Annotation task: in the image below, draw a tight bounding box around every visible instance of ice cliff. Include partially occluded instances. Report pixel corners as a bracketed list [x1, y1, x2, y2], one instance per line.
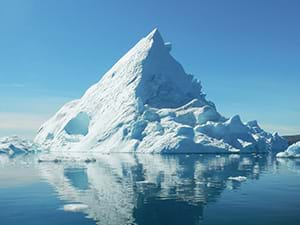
[35, 29, 287, 153]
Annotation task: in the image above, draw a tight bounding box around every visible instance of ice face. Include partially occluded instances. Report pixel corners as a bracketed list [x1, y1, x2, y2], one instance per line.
[34, 29, 288, 154]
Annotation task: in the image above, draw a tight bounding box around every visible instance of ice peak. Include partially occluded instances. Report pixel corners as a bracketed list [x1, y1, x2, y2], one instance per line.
[143, 28, 166, 51]
[146, 29, 171, 52]
[146, 28, 163, 41]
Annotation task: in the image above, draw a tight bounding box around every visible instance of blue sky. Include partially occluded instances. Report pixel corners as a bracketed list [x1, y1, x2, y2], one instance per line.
[0, 0, 299, 138]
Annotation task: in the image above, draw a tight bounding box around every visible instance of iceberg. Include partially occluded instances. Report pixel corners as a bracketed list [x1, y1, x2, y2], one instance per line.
[276, 141, 300, 158]
[0, 136, 41, 156]
[35, 29, 288, 154]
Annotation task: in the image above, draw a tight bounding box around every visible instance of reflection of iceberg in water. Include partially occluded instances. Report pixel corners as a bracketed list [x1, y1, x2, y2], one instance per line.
[39, 154, 270, 225]
[276, 158, 300, 173]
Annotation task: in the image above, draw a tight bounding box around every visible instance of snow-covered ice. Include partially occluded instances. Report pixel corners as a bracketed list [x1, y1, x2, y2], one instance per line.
[276, 141, 300, 158]
[34, 28, 288, 154]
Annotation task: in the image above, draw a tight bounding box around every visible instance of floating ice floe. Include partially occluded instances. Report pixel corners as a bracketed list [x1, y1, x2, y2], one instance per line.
[0, 136, 42, 156]
[228, 176, 247, 182]
[276, 142, 300, 158]
[63, 204, 89, 212]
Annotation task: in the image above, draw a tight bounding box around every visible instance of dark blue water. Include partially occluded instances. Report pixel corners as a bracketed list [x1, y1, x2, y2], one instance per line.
[0, 154, 300, 225]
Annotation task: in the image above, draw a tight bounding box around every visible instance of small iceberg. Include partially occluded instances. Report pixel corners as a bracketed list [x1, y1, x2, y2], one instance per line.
[228, 176, 247, 182]
[276, 142, 300, 158]
[63, 204, 88, 212]
[0, 136, 42, 156]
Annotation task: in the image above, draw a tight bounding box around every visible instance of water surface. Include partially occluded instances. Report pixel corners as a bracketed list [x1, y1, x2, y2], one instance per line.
[0, 154, 300, 225]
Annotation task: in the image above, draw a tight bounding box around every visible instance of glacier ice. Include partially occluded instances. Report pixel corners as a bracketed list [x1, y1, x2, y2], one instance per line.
[276, 141, 300, 158]
[34, 28, 288, 154]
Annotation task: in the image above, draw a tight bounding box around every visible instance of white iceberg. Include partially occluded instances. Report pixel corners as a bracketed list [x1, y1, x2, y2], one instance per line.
[0, 136, 41, 156]
[276, 141, 300, 158]
[34, 29, 287, 154]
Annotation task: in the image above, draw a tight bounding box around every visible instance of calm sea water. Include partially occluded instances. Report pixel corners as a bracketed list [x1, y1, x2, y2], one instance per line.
[0, 153, 300, 225]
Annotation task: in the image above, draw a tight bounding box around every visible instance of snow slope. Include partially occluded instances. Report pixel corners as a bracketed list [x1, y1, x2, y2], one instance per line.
[276, 141, 300, 158]
[35, 29, 287, 153]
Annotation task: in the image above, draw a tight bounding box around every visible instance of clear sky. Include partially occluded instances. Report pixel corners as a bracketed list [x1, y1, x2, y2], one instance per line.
[0, 0, 299, 138]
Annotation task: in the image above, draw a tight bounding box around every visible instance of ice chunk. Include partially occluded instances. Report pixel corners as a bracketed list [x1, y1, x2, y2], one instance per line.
[130, 120, 147, 140]
[174, 111, 196, 126]
[143, 122, 164, 136]
[0, 136, 42, 156]
[142, 110, 160, 122]
[228, 176, 247, 182]
[176, 126, 194, 138]
[63, 204, 88, 212]
[276, 141, 300, 158]
[196, 105, 220, 124]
